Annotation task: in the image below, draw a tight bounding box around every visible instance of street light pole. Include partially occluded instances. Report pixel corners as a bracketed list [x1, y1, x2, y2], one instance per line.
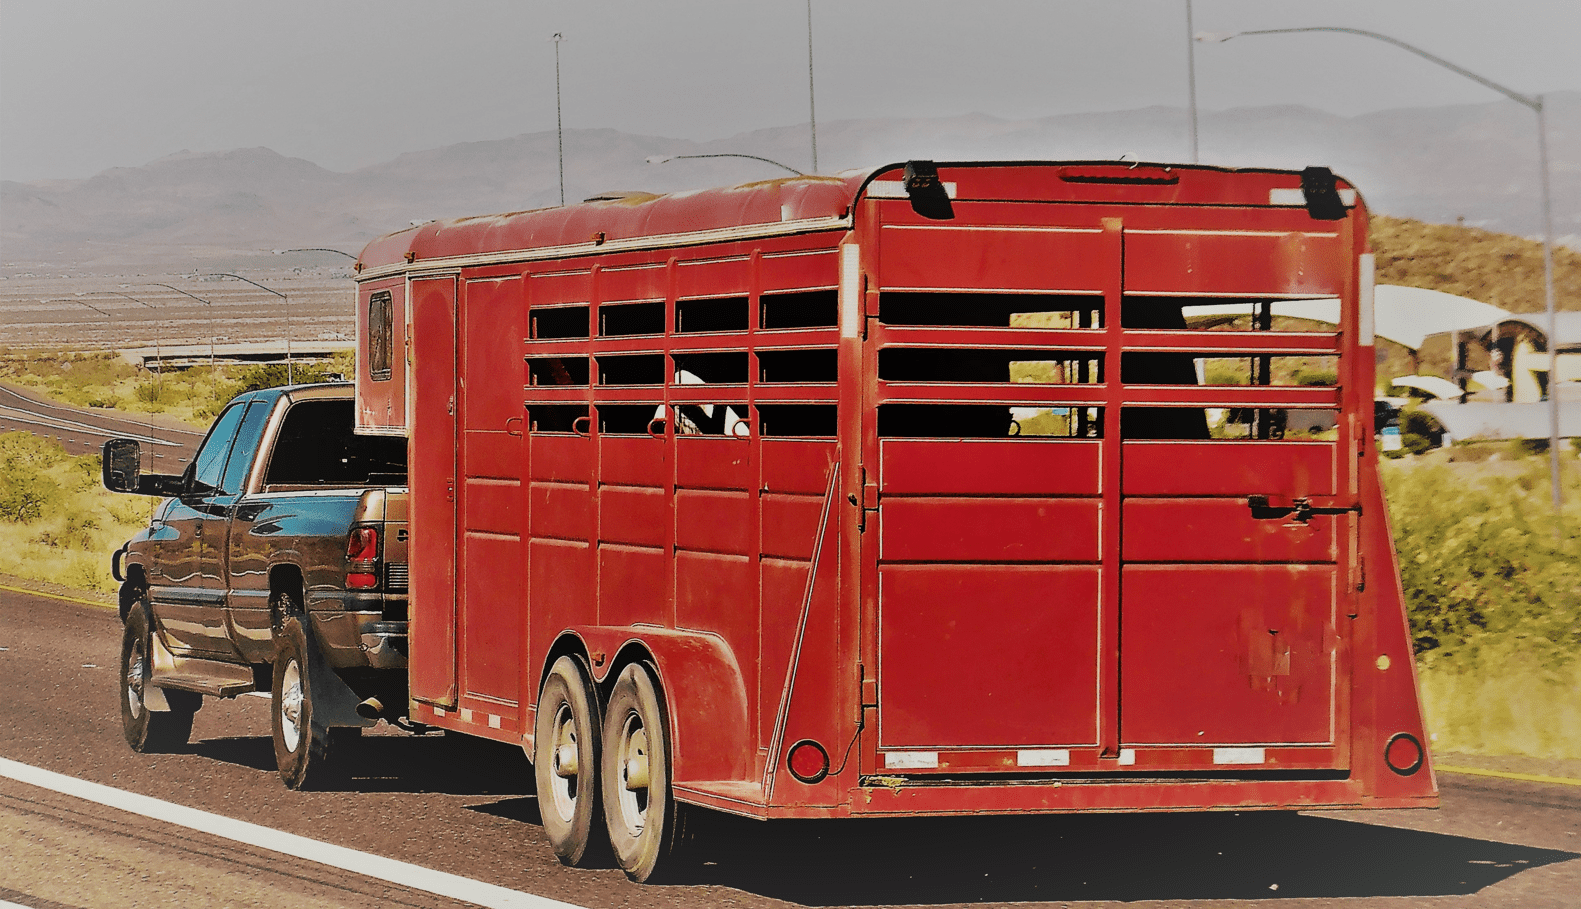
[88, 290, 164, 382]
[806, 0, 819, 173]
[552, 32, 567, 206]
[142, 283, 218, 370]
[205, 273, 292, 384]
[1197, 25, 1564, 515]
[1185, 0, 1199, 163]
[646, 153, 805, 176]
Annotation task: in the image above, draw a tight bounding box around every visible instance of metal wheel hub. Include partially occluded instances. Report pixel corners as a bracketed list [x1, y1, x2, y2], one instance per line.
[615, 715, 650, 837]
[279, 660, 304, 752]
[548, 704, 580, 821]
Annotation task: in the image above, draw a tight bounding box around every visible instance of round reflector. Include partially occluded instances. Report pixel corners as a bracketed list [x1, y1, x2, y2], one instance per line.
[1384, 732, 1424, 776]
[786, 739, 830, 784]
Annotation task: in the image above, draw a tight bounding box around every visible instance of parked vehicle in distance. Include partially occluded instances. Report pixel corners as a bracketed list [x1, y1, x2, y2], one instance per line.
[104, 382, 409, 788]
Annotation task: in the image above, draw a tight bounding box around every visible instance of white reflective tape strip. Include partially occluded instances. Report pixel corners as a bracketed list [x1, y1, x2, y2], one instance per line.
[0, 757, 585, 909]
[489, 714, 502, 729]
[1213, 747, 1266, 765]
[839, 244, 862, 340]
[883, 751, 939, 769]
[1016, 749, 1070, 767]
[460, 708, 474, 722]
[1358, 253, 1376, 346]
[866, 179, 958, 199]
[1269, 187, 1356, 206]
[1118, 748, 1137, 766]
[433, 706, 446, 717]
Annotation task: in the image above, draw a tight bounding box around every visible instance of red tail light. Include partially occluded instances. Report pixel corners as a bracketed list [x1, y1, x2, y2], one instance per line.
[346, 526, 379, 589]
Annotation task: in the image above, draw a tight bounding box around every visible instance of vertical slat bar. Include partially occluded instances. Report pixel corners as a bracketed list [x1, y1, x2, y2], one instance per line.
[1099, 217, 1125, 758]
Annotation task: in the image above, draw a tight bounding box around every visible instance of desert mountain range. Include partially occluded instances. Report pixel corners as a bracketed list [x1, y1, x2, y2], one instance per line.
[3, 94, 1576, 270]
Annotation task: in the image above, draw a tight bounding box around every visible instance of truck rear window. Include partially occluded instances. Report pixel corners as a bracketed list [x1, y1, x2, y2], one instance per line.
[263, 399, 408, 487]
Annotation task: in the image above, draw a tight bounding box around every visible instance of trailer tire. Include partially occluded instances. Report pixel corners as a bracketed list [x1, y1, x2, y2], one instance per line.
[271, 615, 336, 790]
[120, 603, 197, 752]
[602, 661, 689, 883]
[534, 656, 606, 866]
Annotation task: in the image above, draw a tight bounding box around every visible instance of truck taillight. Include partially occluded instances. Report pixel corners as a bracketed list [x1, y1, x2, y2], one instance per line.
[346, 526, 379, 589]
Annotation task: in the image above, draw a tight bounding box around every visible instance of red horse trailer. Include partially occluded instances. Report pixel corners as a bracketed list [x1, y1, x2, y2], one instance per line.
[353, 161, 1436, 880]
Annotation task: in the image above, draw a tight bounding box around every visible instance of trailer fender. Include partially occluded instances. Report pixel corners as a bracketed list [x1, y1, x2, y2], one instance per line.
[567, 626, 754, 785]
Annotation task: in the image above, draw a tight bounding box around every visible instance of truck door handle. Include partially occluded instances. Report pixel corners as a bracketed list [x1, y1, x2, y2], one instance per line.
[1248, 495, 1360, 524]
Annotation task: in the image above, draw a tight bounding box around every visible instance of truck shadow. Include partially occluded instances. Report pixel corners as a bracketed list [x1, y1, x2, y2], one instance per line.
[190, 732, 534, 797]
[662, 811, 1577, 904]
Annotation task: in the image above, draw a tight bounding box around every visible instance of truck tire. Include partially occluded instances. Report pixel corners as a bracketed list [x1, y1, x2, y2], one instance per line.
[271, 614, 337, 790]
[534, 656, 605, 866]
[119, 603, 198, 752]
[601, 662, 689, 882]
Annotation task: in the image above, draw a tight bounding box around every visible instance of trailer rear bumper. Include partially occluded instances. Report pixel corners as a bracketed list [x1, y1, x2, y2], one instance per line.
[678, 775, 1438, 820]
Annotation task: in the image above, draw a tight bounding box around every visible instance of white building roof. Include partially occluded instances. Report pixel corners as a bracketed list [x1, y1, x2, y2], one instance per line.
[1188, 285, 1511, 351]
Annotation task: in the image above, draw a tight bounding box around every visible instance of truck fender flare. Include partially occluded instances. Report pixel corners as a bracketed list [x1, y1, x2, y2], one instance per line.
[562, 626, 754, 786]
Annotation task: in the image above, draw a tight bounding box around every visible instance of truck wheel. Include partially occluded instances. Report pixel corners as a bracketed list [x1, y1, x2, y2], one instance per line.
[271, 615, 336, 790]
[119, 603, 197, 752]
[534, 656, 605, 866]
[601, 662, 688, 882]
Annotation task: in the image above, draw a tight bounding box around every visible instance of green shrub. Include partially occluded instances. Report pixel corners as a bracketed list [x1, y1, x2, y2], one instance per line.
[1382, 460, 1581, 669]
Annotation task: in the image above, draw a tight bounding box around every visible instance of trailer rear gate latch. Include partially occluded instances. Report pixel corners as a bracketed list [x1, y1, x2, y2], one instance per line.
[1247, 495, 1360, 524]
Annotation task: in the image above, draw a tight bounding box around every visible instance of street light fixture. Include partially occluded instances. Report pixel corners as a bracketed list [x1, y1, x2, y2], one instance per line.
[1196, 25, 1565, 515]
[646, 153, 805, 176]
[139, 283, 219, 370]
[82, 290, 165, 381]
[205, 273, 293, 384]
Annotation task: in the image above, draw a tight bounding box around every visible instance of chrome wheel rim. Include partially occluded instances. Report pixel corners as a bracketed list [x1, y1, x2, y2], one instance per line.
[615, 713, 650, 838]
[548, 703, 579, 821]
[279, 660, 303, 752]
[125, 637, 146, 720]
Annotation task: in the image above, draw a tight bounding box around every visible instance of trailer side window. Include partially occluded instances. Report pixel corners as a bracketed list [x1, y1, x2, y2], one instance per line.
[532, 304, 590, 339]
[761, 290, 838, 329]
[879, 348, 1102, 384]
[759, 349, 837, 383]
[367, 291, 393, 381]
[879, 292, 1104, 328]
[528, 357, 590, 386]
[600, 301, 665, 336]
[878, 404, 1102, 439]
[529, 405, 588, 433]
[673, 352, 748, 384]
[677, 296, 749, 333]
[758, 404, 837, 437]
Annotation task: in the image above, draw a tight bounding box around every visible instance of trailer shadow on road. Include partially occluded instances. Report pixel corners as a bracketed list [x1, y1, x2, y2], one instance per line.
[653, 810, 1578, 904]
[187, 729, 1576, 903]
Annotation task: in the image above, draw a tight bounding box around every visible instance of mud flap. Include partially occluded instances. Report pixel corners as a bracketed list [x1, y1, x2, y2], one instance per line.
[301, 617, 377, 729]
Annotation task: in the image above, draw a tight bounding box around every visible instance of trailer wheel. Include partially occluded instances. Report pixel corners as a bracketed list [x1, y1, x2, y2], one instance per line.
[534, 656, 605, 865]
[271, 615, 336, 790]
[119, 602, 197, 752]
[602, 662, 688, 882]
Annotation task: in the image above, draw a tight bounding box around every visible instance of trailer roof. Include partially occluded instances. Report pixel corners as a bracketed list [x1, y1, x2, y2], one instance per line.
[354, 162, 1361, 280]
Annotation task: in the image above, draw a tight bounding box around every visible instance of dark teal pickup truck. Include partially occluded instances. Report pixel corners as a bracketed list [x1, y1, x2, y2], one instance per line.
[103, 383, 409, 788]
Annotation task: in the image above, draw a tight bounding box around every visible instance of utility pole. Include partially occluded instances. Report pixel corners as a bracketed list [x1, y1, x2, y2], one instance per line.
[1185, 0, 1199, 163]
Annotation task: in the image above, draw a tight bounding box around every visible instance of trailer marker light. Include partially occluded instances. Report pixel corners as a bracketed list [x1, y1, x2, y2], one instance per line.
[1017, 749, 1070, 767]
[1385, 732, 1425, 776]
[787, 740, 830, 784]
[1212, 748, 1266, 765]
[884, 751, 939, 770]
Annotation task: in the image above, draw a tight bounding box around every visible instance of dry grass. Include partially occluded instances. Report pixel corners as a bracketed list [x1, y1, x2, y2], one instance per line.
[1419, 651, 1581, 761]
[1371, 214, 1581, 314]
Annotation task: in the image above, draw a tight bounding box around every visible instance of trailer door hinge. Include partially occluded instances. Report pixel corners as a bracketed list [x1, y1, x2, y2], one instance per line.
[860, 663, 878, 707]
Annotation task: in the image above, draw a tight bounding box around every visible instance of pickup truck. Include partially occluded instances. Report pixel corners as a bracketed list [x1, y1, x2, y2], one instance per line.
[103, 382, 409, 789]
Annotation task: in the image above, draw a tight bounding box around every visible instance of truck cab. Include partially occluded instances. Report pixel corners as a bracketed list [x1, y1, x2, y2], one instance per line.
[105, 382, 409, 787]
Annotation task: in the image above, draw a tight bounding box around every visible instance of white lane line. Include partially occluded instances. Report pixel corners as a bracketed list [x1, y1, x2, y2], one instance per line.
[0, 757, 585, 909]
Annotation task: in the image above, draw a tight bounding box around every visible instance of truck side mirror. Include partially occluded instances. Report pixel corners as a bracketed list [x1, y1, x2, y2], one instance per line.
[103, 439, 142, 493]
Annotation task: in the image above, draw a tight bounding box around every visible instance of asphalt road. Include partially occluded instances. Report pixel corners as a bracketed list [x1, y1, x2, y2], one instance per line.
[0, 382, 203, 464]
[1, 586, 1577, 909]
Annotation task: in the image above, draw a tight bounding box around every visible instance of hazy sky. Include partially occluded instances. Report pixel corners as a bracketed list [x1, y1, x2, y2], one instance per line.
[2, 0, 1578, 183]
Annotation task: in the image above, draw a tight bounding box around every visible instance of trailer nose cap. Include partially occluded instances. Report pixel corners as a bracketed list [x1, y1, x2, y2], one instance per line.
[787, 739, 831, 784]
[1385, 732, 1425, 776]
